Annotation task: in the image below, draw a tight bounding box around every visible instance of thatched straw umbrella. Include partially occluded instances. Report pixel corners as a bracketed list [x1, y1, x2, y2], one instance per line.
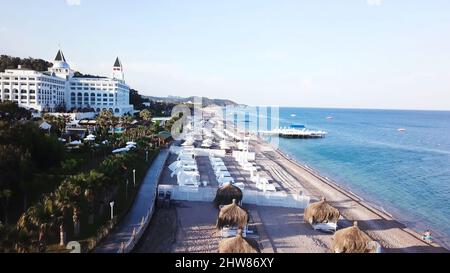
[213, 183, 243, 208]
[304, 197, 340, 225]
[218, 229, 260, 253]
[331, 221, 378, 253]
[216, 199, 248, 230]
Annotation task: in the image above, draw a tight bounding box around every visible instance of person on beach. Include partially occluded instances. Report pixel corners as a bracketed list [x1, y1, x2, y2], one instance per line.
[422, 230, 432, 243]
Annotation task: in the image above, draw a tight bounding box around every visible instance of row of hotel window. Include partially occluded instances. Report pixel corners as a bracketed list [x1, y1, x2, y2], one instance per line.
[71, 87, 117, 91]
[1, 95, 59, 99]
[70, 82, 117, 87]
[71, 92, 115, 97]
[71, 98, 116, 102]
[70, 82, 128, 89]
[1, 82, 64, 88]
[0, 77, 65, 85]
[1, 89, 64, 95]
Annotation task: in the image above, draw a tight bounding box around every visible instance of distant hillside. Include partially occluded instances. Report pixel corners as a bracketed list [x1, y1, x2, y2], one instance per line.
[0, 55, 94, 77]
[143, 95, 242, 107]
[0, 55, 52, 72]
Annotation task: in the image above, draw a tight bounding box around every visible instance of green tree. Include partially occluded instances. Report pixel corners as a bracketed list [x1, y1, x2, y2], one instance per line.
[0, 101, 31, 121]
[96, 109, 119, 137]
[54, 181, 81, 242]
[120, 114, 133, 128]
[129, 89, 146, 110]
[139, 109, 152, 122]
[0, 189, 12, 225]
[16, 197, 57, 252]
[42, 114, 70, 135]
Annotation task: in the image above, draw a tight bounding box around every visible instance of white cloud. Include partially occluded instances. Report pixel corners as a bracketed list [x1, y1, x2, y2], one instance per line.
[367, 0, 383, 6]
[66, 0, 81, 6]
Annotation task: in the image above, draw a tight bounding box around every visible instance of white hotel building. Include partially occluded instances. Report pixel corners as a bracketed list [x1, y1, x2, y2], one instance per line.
[0, 50, 134, 116]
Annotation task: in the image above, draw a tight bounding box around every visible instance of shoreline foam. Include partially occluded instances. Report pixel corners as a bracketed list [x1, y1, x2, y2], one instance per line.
[204, 106, 449, 252]
[270, 141, 450, 250]
[253, 135, 448, 252]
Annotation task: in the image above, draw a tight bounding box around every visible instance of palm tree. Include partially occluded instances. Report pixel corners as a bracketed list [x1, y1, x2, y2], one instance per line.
[42, 114, 68, 135]
[19, 151, 34, 211]
[96, 109, 119, 137]
[54, 181, 81, 243]
[120, 114, 133, 128]
[16, 200, 55, 250]
[0, 189, 12, 225]
[84, 188, 95, 225]
[139, 109, 152, 122]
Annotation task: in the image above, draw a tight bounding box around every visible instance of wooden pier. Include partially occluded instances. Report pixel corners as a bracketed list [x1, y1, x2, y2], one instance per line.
[258, 128, 327, 139]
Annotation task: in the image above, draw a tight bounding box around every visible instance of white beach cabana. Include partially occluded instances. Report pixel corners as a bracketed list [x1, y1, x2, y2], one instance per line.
[68, 140, 82, 146]
[84, 134, 96, 141]
[39, 121, 52, 131]
[218, 176, 235, 186]
[112, 147, 130, 154]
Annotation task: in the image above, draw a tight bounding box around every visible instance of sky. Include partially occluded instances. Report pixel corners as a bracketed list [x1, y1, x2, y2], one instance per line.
[1, 0, 450, 110]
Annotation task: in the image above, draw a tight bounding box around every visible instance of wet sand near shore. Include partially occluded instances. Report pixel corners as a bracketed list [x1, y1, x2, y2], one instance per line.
[252, 137, 448, 253]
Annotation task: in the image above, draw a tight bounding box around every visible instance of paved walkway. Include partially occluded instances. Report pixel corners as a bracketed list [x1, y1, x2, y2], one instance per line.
[94, 149, 169, 253]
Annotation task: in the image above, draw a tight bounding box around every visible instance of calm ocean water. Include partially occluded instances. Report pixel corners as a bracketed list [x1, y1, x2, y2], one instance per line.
[227, 107, 450, 248]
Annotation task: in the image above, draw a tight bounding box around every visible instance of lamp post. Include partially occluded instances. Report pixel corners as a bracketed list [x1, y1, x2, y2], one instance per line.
[133, 169, 136, 187]
[145, 150, 149, 162]
[125, 179, 129, 200]
[109, 201, 115, 220]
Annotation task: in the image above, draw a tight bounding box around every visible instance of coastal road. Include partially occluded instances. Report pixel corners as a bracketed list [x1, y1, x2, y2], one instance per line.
[94, 149, 169, 253]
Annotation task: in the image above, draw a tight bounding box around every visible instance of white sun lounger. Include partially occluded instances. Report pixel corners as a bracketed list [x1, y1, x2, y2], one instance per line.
[216, 171, 232, 179]
[168, 160, 196, 171]
[211, 159, 224, 164]
[256, 179, 277, 192]
[171, 169, 199, 178]
[221, 226, 248, 238]
[312, 222, 338, 232]
[233, 182, 245, 191]
[212, 164, 226, 170]
[178, 154, 195, 160]
[218, 177, 234, 185]
[214, 165, 228, 172]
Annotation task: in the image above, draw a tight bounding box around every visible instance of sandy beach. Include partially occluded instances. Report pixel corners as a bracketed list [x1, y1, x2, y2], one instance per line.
[251, 136, 448, 253]
[136, 201, 335, 253]
[136, 113, 448, 253]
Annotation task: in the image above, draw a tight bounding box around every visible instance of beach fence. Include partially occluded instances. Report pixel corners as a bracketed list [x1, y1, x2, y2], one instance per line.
[157, 185, 310, 209]
[117, 212, 152, 253]
[116, 149, 170, 253]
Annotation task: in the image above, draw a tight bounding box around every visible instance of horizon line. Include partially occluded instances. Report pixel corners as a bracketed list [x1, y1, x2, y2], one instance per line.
[237, 104, 450, 112]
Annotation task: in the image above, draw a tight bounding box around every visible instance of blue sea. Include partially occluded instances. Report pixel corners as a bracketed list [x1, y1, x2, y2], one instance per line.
[227, 107, 450, 248]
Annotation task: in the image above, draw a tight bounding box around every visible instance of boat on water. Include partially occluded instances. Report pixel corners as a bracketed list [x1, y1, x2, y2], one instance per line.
[326, 116, 333, 120]
[259, 124, 327, 138]
[290, 114, 297, 117]
[397, 128, 406, 132]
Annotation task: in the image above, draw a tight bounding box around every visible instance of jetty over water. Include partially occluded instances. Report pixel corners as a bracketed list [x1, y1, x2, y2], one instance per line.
[258, 127, 327, 139]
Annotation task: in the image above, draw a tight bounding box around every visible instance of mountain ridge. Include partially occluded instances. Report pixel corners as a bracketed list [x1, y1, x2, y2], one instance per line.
[143, 95, 242, 107]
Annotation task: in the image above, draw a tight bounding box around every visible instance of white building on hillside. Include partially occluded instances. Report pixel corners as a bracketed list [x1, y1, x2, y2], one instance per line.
[0, 50, 134, 116]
